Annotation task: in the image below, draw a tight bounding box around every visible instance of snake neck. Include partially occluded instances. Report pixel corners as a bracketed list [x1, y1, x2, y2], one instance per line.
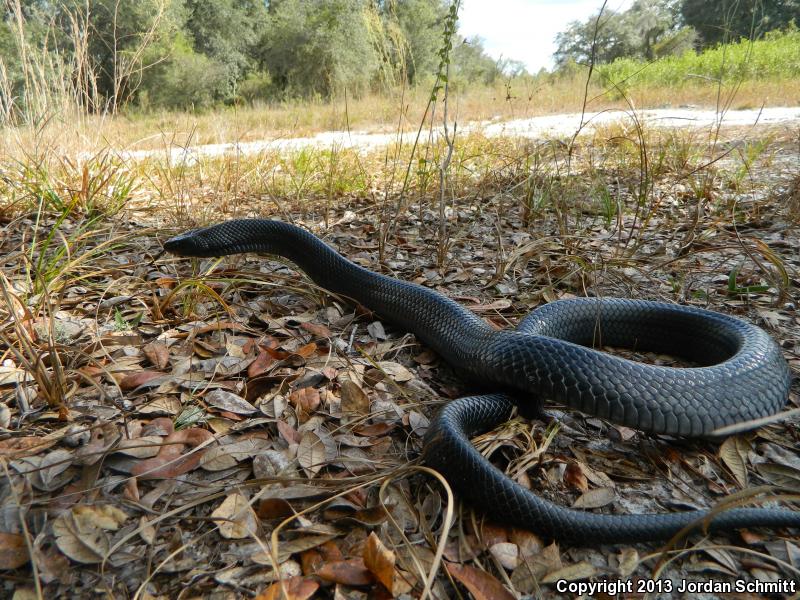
[174, 219, 494, 359]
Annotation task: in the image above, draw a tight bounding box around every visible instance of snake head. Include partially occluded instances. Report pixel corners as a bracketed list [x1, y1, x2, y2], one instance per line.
[163, 227, 218, 257]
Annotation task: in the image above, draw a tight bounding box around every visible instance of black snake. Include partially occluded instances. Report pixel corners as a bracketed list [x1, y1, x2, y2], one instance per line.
[164, 218, 798, 544]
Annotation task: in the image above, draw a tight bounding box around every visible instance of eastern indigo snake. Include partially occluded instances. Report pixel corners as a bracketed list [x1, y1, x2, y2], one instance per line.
[164, 219, 798, 544]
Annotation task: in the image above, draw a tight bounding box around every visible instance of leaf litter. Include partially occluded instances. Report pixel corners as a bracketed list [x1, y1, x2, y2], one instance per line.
[0, 130, 799, 598]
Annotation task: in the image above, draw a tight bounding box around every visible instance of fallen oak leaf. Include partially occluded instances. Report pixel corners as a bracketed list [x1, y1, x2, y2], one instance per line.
[340, 379, 370, 417]
[256, 498, 295, 520]
[294, 342, 318, 358]
[541, 560, 597, 584]
[300, 548, 323, 575]
[363, 532, 395, 592]
[33, 448, 75, 491]
[563, 462, 588, 492]
[316, 558, 374, 586]
[300, 321, 332, 338]
[73, 505, 128, 530]
[248, 349, 276, 377]
[445, 562, 515, 600]
[0, 533, 29, 570]
[376, 361, 413, 382]
[141, 417, 174, 436]
[205, 389, 257, 415]
[53, 504, 128, 564]
[265, 342, 318, 363]
[211, 492, 259, 539]
[0, 436, 58, 459]
[490, 542, 519, 570]
[572, 487, 615, 509]
[189, 321, 249, 336]
[277, 420, 301, 445]
[289, 387, 320, 421]
[256, 576, 319, 600]
[118, 370, 165, 391]
[297, 431, 326, 478]
[720, 435, 750, 488]
[251, 533, 341, 565]
[142, 341, 170, 369]
[131, 428, 214, 479]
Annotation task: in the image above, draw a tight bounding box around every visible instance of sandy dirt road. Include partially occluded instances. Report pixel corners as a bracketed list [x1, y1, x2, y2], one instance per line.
[118, 106, 800, 164]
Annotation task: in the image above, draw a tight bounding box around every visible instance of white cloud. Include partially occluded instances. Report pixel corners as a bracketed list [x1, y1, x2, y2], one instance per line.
[459, 0, 634, 72]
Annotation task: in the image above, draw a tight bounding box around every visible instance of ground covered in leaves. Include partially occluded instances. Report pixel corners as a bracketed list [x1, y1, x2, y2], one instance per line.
[1, 127, 800, 599]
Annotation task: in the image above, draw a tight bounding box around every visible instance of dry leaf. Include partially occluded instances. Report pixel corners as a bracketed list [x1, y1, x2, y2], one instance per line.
[367, 321, 386, 340]
[300, 321, 332, 338]
[298, 431, 326, 478]
[251, 533, 340, 565]
[114, 435, 163, 459]
[206, 389, 257, 415]
[248, 349, 276, 377]
[563, 462, 589, 492]
[446, 563, 515, 600]
[257, 498, 295, 520]
[131, 427, 214, 479]
[755, 463, 800, 491]
[0, 436, 57, 459]
[201, 437, 269, 471]
[143, 341, 170, 369]
[720, 435, 750, 488]
[295, 342, 318, 358]
[490, 542, 519, 570]
[289, 387, 321, 419]
[139, 516, 156, 545]
[211, 492, 259, 539]
[35, 448, 75, 491]
[73, 505, 128, 530]
[542, 561, 597, 584]
[572, 487, 615, 509]
[53, 508, 113, 563]
[257, 576, 319, 600]
[119, 370, 164, 391]
[617, 548, 639, 577]
[340, 379, 370, 416]
[316, 558, 374, 586]
[0, 533, 29, 570]
[277, 420, 301, 445]
[509, 529, 543, 558]
[363, 532, 395, 591]
[377, 361, 413, 382]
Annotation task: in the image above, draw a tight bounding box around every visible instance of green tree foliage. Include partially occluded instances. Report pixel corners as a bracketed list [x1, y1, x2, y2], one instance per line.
[79, 0, 187, 110]
[138, 33, 230, 109]
[139, 0, 269, 108]
[0, 0, 503, 112]
[182, 0, 268, 93]
[681, 0, 800, 47]
[451, 36, 503, 86]
[387, 0, 449, 83]
[554, 0, 684, 67]
[259, 0, 379, 98]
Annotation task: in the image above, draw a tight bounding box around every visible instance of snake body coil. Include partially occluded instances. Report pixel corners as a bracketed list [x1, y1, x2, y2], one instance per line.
[165, 219, 798, 544]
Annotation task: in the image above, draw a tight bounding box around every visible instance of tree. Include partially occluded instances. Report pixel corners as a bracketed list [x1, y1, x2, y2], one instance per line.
[554, 9, 638, 67]
[66, 0, 185, 110]
[387, 0, 449, 83]
[554, 0, 682, 67]
[259, 0, 379, 98]
[182, 0, 268, 98]
[681, 0, 800, 47]
[627, 0, 681, 59]
[451, 36, 503, 85]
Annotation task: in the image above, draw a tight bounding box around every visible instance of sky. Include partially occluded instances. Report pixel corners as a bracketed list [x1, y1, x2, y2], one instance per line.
[459, 0, 634, 72]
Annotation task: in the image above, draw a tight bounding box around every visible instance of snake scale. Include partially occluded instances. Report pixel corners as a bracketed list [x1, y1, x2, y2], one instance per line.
[164, 218, 799, 544]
